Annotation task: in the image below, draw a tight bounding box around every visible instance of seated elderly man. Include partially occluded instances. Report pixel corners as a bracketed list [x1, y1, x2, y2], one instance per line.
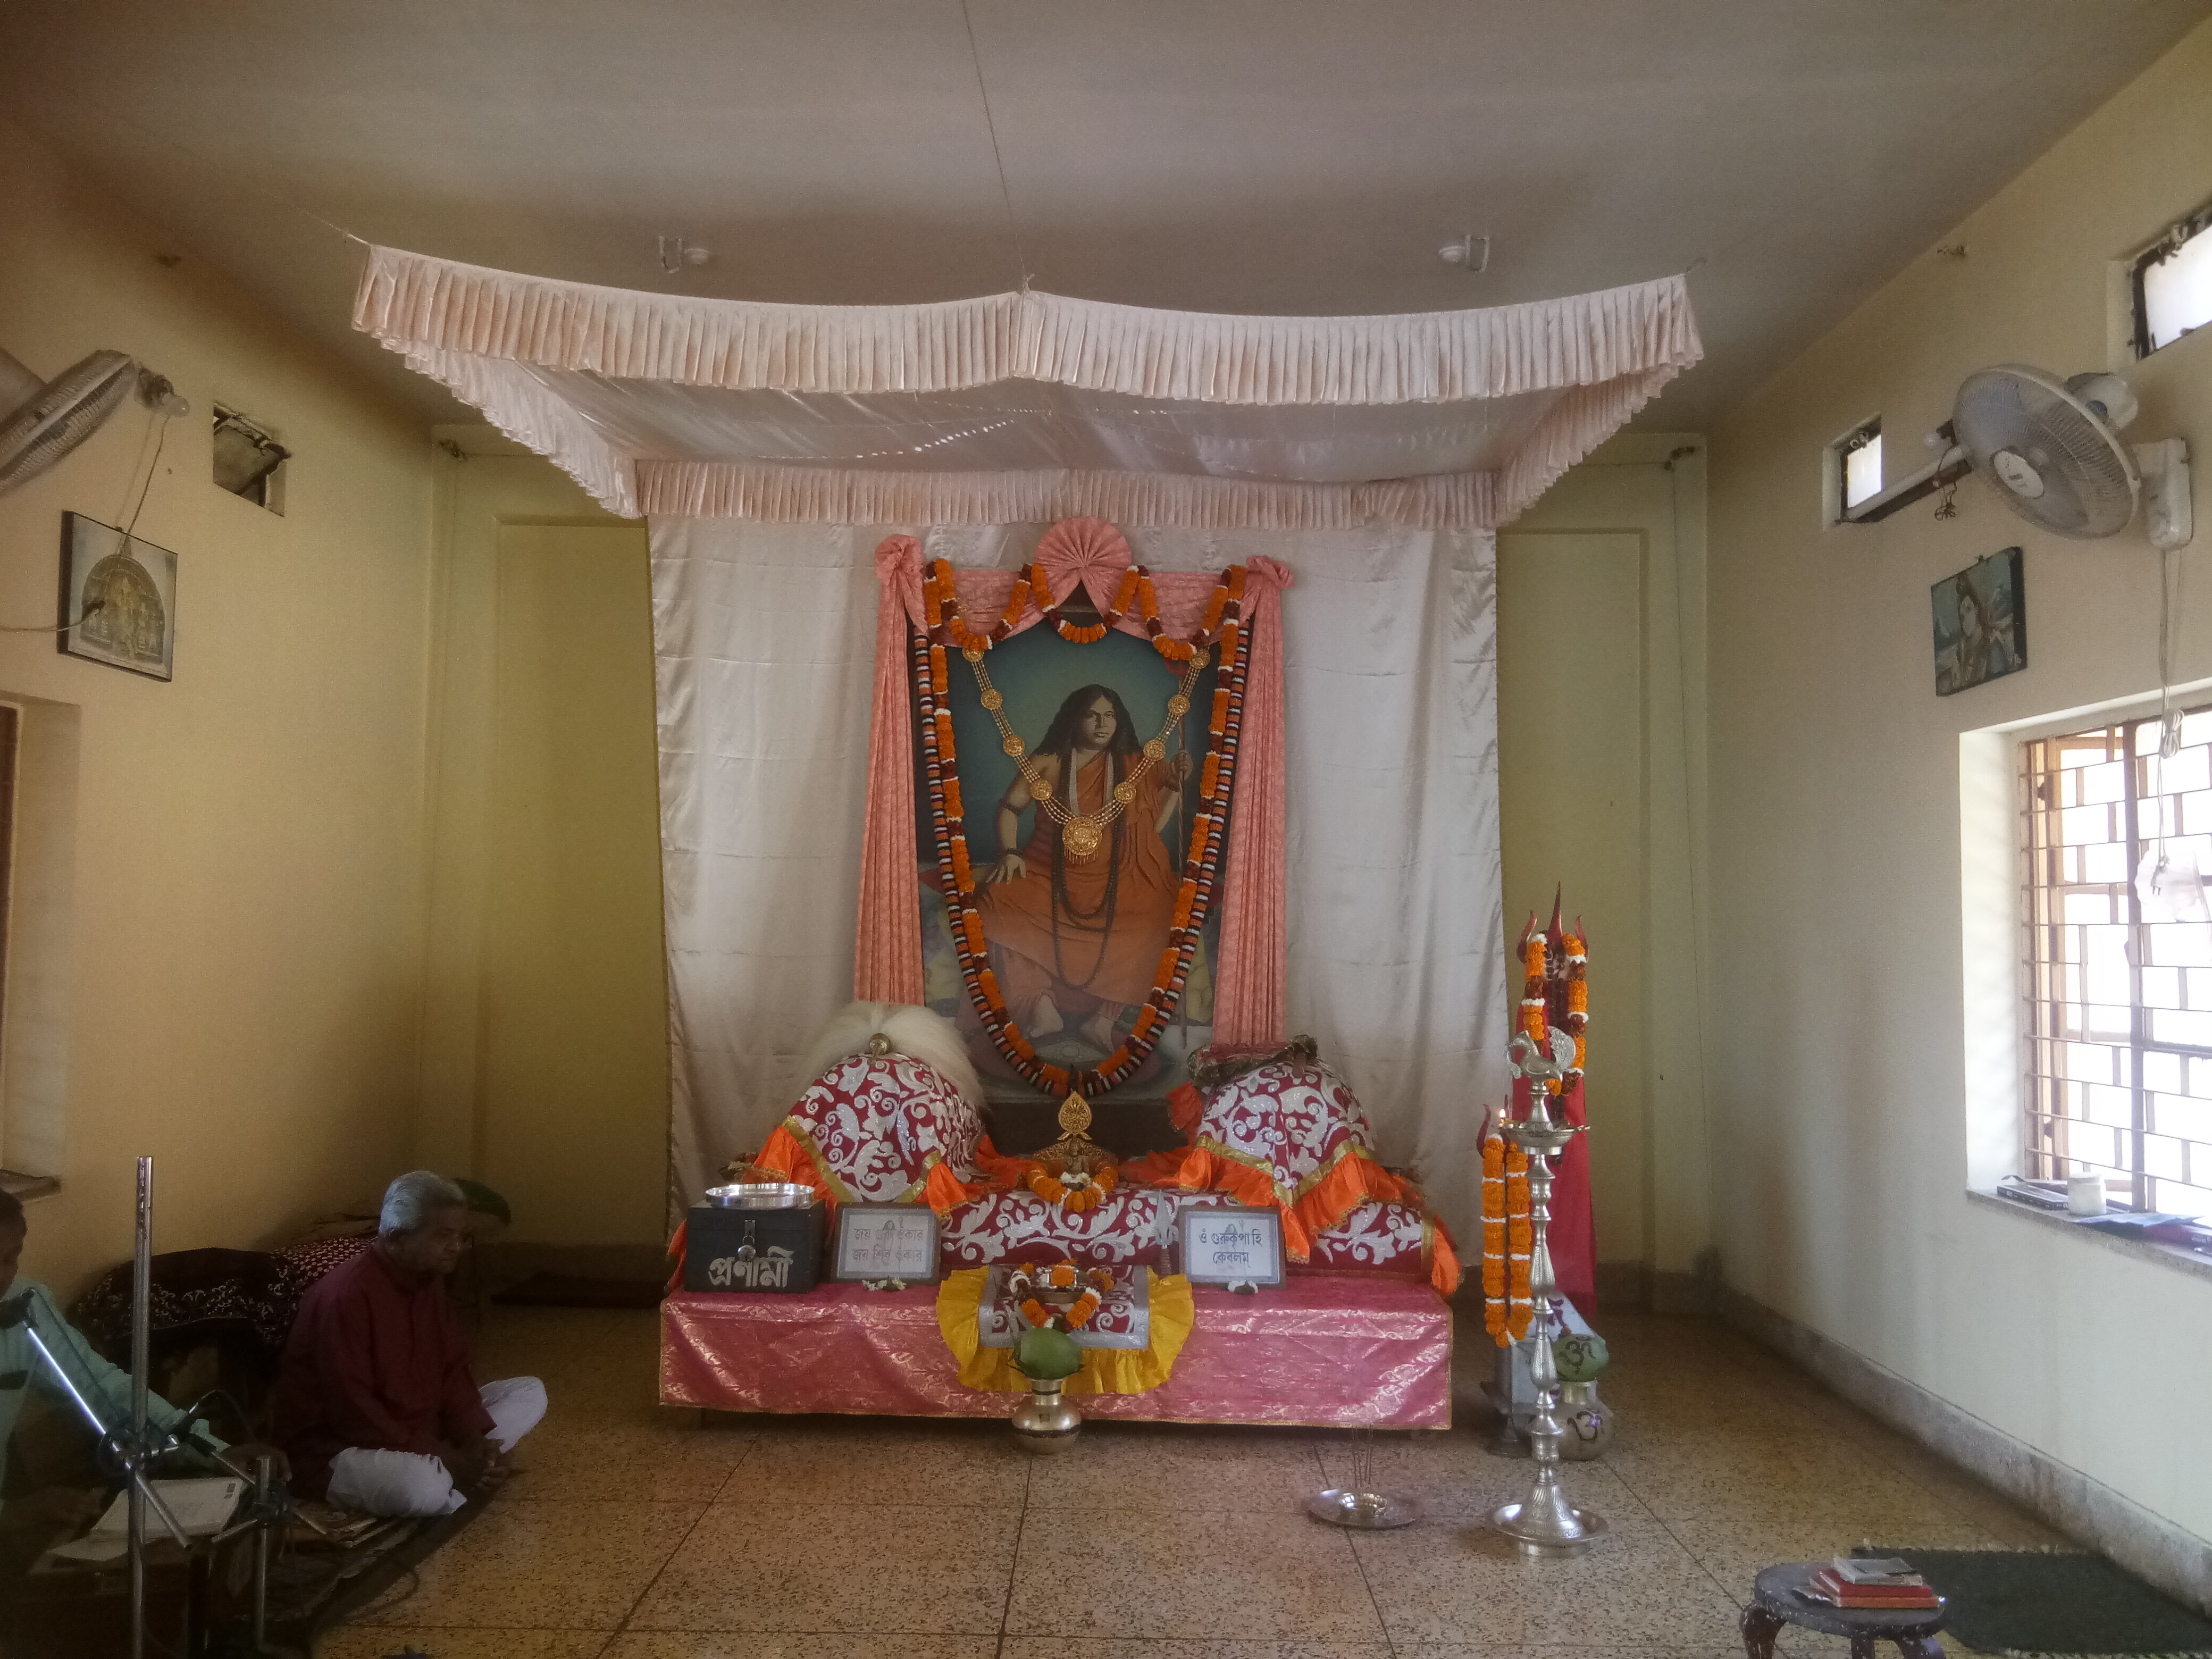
[272, 1172, 544, 1516]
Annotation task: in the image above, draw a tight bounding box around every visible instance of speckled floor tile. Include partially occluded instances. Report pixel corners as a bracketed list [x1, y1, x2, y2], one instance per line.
[1656, 1511, 2004, 1605]
[1314, 1429, 1643, 1523]
[1389, 1647, 1750, 1658]
[730, 1419, 1030, 1506]
[314, 1629, 612, 1658]
[626, 1501, 1019, 1632]
[999, 1643, 1396, 1658]
[602, 1636, 1000, 1658]
[1344, 1518, 1744, 1647]
[1007, 1506, 1386, 1641]
[1023, 1422, 1328, 1513]
[347, 1499, 705, 1629]
[504, 1418, 755, 1502]
[1607, 1443, 1945, 1520]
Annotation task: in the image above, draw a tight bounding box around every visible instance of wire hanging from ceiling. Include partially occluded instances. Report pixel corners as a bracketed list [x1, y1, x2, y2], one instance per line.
[958, 0, 1033, 294]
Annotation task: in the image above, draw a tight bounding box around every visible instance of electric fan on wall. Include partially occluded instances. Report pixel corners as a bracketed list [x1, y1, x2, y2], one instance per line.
[0, 346, 186, 496]
[1951, 364, 2192, 549]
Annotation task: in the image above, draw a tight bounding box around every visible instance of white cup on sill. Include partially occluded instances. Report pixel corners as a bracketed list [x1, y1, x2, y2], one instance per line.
[2067, 1171, 2108, 1217]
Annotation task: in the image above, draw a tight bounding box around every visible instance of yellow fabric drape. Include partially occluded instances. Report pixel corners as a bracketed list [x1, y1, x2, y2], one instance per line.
[935, 1268, 1194, 1396]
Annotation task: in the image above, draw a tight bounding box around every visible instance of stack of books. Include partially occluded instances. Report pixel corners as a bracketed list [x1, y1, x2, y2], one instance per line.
[1798, 1557, 1941, 1612]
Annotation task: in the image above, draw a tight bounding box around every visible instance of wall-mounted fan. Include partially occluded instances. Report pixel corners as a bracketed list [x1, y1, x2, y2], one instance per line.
[0, 346, 187, 497]
[1952, 364, 2192, 549]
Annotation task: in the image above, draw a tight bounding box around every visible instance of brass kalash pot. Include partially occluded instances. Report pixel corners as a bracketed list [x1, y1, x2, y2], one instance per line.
[1008, 1092, 1116, 1454]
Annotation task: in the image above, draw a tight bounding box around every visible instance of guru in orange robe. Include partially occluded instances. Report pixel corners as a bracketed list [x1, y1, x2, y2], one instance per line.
[978, 747, 1180, 1025]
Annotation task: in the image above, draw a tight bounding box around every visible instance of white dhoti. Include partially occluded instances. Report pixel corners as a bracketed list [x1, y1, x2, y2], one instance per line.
[324, 1376, 547, 1517]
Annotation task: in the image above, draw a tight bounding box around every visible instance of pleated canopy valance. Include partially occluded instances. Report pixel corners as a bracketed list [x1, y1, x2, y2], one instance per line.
[354, 245, 1701, 527]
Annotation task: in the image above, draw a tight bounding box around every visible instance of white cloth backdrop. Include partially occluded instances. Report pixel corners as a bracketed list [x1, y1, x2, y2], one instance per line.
[653, 519, 1508, 1244]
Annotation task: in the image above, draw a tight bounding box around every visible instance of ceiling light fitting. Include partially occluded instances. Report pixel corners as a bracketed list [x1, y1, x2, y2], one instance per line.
[1438, 233, 1490, 274]
[657, 236, 714, 274]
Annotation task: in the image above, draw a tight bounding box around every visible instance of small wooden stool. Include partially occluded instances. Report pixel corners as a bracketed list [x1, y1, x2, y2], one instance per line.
[1741, 1563, 1945, 1659]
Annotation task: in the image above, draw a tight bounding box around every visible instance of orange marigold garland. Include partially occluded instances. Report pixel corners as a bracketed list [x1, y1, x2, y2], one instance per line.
[913, 562, 1254, 1095]
[920, 555, 1245, 667]
[1026, 1159, 1120, 1213]
[1008, 1261, 1116, 1331]
[1480, 1124, 1535, 1347]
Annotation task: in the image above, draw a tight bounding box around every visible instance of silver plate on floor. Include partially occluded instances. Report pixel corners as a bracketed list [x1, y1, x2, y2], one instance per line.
[1307, 1488, 1419, 1529]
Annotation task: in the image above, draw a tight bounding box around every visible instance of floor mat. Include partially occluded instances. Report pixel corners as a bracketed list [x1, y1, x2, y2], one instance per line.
[491, 1272, 665, 1309]
[1862, 1548, 2212, 1657]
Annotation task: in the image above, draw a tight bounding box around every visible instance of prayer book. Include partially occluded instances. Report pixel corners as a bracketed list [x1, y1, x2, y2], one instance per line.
[1805, 1563, 1940, 1610]
[48, 1477, 246, 1563]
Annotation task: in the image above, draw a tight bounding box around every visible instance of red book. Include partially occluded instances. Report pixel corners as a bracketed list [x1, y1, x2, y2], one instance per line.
[1809, 1569, 1939, 1608]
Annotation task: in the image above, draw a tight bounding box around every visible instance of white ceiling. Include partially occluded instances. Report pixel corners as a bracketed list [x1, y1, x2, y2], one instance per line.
[3, 1, 2205, 432]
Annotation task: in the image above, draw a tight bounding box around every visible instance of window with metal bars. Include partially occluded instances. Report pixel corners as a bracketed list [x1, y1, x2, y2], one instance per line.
[2022, 709, 2212, 1217]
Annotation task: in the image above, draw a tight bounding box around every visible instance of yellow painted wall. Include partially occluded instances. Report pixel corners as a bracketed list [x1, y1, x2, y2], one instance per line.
[0, 117, 438, 1294]
[1501, 433, 1712, 1281]
[415, 443, 664, 1246]
[1707, 19, 2212, 1549]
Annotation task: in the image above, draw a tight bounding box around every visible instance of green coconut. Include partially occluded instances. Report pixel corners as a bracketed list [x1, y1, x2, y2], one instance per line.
[1015, 1325, 1082, 1381]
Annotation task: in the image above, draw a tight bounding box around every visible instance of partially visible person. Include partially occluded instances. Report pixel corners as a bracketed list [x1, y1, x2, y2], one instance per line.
[0, 1190, 281, 1574]
[271, 1172, 543, 1516]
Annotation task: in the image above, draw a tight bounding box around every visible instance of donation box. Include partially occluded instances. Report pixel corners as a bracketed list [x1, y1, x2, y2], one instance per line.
[685, 1204, 824, 1294]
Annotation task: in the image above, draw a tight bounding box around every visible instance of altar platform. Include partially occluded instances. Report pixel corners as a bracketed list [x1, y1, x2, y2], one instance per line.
[659, 1273, 1452, 1428]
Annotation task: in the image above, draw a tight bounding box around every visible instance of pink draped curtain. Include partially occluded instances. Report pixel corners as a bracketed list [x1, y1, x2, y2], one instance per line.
[853, 517, 1289, 1052]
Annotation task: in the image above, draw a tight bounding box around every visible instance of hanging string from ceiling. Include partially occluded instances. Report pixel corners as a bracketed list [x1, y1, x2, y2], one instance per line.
[958, 0, 1034, 294]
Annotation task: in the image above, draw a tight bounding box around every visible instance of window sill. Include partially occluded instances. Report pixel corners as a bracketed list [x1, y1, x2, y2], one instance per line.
[1967, 1187, 2212, 1286]
[0, 1171, 59, 1203]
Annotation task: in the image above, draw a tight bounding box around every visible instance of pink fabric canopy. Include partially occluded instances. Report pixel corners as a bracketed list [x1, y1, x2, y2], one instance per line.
[354, 246, 1701, 529]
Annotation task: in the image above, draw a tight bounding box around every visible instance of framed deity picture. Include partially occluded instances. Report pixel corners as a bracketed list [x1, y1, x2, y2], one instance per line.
[58, 513, 177, 681]
[831, 1203, 942, 1284]
[1932, 547, 2025, 697]
[1179, 1204, 1284, 1287]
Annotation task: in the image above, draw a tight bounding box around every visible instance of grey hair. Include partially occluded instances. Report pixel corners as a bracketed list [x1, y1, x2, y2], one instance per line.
[379, 1170, 468, 1237]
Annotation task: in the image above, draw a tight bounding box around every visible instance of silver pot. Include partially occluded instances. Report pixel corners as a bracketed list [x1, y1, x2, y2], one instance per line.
[701, 1182, 816, 1209]
[1555, 1380, 1615, 1461]
[1009, 1379, 1083, 1453]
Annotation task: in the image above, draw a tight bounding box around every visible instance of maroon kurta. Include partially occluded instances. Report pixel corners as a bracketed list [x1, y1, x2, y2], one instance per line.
[271, 1243, 493, 1497]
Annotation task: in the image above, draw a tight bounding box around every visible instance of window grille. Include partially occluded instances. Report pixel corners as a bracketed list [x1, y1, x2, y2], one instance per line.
[2022, 707, 2212, 1216]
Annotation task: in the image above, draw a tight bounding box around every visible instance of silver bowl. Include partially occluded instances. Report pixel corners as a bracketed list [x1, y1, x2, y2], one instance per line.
[702, 1182, 817, 1209]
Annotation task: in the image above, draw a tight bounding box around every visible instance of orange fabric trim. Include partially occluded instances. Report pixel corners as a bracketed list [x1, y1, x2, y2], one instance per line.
[1423, 1216, 1462, 1298]
[1167, 1082, 1205, 1135]
[1166, 1145, 1314, 1260]
[970, 1133, 1031, 1188]
[751, 1123, 845, 1204]
[1288, 1144, 1408, 1246]
[920, 1159, 985, 1217]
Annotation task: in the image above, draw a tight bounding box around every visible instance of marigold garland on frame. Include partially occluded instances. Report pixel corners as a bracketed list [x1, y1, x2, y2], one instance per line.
[911, 556, 1254, 1096]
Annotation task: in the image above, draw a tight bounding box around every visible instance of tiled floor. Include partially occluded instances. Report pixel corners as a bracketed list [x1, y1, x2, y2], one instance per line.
[317, 1305, 2069, 1659]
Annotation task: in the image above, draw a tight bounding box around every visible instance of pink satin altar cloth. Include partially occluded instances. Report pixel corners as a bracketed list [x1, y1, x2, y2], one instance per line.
[659, 1274, 1449, 1428]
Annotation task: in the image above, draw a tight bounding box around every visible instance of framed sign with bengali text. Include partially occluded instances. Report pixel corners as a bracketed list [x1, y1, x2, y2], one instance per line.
[1178, 1204, 1284, 1287]
[832, 1203, 942, 1284]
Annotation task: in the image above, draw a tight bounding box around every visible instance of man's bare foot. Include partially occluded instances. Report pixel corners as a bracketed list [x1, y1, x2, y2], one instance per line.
[1080, 1009, 1120, 1050]
[1029, 994, 1066, 1036]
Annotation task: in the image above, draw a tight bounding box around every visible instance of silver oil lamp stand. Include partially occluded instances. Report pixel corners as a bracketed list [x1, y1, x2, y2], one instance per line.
[1489, 1033, 1607, 1558]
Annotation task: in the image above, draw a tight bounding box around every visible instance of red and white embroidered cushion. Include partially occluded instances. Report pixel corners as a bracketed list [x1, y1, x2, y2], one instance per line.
[939, 1187, 1172, 1269]
[779, 1053, 983, 1204]
[1194, 1061, 1378, 1206]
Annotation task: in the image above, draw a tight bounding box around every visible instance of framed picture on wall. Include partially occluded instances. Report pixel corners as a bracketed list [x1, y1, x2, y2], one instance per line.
[1932, 546, 2025, 697]
[58, 513, 177, 681]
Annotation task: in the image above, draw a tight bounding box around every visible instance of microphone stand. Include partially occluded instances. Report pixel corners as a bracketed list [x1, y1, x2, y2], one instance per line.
[4, 1158, 191, 1659]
